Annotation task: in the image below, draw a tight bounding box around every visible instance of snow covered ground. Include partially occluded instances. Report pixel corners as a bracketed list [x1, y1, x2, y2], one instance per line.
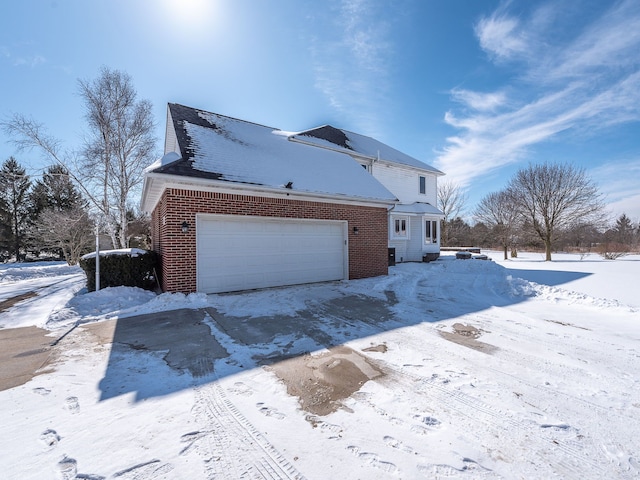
[0, 252, 638, 479]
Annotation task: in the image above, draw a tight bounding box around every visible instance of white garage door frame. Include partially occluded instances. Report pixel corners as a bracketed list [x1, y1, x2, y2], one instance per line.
[196, 214, 349, 293]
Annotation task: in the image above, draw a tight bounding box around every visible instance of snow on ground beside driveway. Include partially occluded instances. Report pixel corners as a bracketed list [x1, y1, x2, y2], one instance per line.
[0, 261, 86, 329]
[488, 250, 640, 309]
[0, 253, 639, 479]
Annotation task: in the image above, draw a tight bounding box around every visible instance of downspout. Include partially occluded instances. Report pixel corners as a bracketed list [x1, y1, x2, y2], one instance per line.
[371, 150, 379, 174]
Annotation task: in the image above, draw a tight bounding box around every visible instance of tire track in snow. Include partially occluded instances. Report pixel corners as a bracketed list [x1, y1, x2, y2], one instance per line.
[191, 381, 305, 479]
[374, 359, 616, 480]
[359, 316, 638, 479]
[313, 294, 623, 477]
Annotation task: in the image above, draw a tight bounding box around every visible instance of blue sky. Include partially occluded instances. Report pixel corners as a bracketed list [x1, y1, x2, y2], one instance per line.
[1, 0, 639, 222]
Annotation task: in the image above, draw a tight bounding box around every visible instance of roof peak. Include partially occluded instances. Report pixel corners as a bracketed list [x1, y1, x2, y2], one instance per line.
[168, 103, 278, 131]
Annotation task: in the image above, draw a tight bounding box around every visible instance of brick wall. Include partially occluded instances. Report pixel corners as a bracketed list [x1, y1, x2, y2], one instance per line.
[152, 188, 389, 293]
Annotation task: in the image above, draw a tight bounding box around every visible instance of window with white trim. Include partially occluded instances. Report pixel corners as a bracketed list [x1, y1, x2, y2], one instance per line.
[392, 216, 408, 239]
[425, 220, 438, 244]
[419, 176, 426, 194]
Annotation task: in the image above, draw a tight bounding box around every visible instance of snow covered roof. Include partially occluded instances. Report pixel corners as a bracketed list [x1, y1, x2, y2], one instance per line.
[291, 125, 444, 175]
[144, 104, 397, 205]
[391, 202, 444, 216]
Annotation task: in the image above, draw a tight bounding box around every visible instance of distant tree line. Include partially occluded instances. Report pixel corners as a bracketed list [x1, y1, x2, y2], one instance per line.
[1, 67, 154, 264]
[439, 163, 638, 260]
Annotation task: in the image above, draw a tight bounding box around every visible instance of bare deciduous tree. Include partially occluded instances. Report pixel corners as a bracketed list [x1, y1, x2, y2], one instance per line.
[508, 162, 605, 261]
[33, 207, 94, 265]
[78, 67, 156, 248]
[2, 67, 156, 249]
[474, 190, 520, 260]
[437, 181, 467, 247]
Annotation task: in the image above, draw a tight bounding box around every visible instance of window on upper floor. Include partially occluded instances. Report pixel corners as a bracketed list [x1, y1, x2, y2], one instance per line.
[419, 176, 426, 194]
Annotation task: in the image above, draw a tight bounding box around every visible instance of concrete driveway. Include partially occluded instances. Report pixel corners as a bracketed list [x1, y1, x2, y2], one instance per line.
[0, 326, 56, 391]
[1, 292, 397, 414]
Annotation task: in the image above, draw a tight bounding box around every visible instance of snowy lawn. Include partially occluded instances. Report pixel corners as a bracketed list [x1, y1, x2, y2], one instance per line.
[0, 252, 638, 479]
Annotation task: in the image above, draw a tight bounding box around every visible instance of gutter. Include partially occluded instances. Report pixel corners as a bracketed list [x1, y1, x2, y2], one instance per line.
[141, 171, 398, 213]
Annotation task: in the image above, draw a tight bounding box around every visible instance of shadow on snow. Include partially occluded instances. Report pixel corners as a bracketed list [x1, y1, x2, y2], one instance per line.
[501, 268, 591, 287]
[96, 259, 591, 402]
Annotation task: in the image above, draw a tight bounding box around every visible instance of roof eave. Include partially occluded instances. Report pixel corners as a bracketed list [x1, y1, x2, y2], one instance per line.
[140, 171, 398, 213]
[289, 135, 444, 176]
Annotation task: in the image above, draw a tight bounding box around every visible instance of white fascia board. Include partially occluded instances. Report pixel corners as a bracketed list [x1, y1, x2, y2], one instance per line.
[140, 175, 157, 213]
[289, 136, 444, 176]
[373, 159, 444, 177]
[141, 172, 397, 212]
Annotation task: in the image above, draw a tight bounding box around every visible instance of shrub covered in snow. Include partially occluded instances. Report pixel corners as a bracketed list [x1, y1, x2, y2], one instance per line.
[79, 249, 157, 292]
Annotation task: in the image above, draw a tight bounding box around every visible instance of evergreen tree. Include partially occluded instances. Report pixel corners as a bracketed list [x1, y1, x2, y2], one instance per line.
[30, 165, 86, 215]
[613, 213, 633, 245]
[0, 157, 33, 260]
[0, 188, 10, 260]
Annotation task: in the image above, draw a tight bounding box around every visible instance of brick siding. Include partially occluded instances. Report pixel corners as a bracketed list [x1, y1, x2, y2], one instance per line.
[152, 188, 389, 293]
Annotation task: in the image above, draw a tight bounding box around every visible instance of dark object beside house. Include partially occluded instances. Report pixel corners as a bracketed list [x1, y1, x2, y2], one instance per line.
[388, 248, 396, 266]
[422, 253, 440, 262]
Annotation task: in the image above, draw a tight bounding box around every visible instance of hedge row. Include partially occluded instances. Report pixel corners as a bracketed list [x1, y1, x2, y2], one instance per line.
[79, 251, 158, 292]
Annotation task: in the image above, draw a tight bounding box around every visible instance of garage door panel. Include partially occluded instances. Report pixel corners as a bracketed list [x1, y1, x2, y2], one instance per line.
[197, 215, 347, 293]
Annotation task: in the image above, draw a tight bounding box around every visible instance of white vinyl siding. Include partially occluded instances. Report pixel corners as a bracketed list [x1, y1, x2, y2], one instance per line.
[164, 107, 180, 155]
[391, 215, 409, 239]
[196, 215, 347, 293]
[388, 239, 407, 263]
[372, 163, 437, 204]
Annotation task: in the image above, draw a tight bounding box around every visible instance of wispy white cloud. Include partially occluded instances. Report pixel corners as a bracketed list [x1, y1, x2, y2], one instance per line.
[591, 159, 640, 221]
[450, 88, 508, 112]
[13, 54, 46, 68]
[474, 10, 527, 61]
[310, 0, 393, 137]
[545, 0, 640, 83]
[436, 0, 640, 190]
[0, 45, 46, 68]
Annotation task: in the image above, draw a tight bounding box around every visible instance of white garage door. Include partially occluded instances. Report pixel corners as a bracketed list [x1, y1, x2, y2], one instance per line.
[197, 215, 347, 293]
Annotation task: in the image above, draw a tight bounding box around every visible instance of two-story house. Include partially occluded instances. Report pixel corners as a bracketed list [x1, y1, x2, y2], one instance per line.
[286, 126, 444, 263]
[141, 104, 444, 294]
